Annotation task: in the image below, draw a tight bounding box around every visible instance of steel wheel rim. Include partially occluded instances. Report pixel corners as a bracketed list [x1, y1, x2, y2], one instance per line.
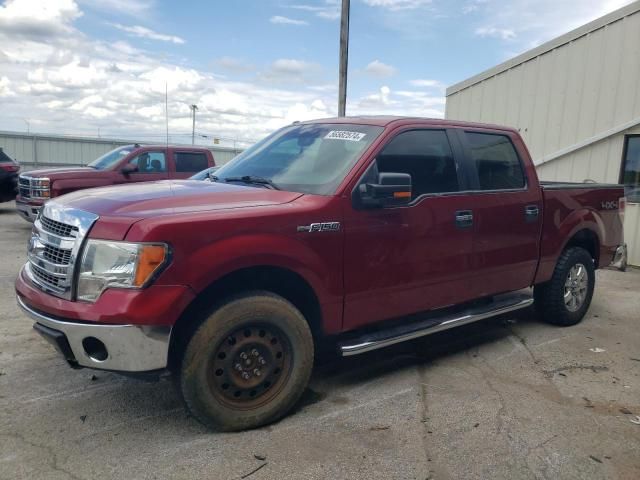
[207, 323, 292, 410]
[564, 263, 588, 312]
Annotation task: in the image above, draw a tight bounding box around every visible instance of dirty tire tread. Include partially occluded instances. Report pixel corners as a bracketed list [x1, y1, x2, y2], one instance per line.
[178, 291, 314, 431]
[534, 247, 595, 327]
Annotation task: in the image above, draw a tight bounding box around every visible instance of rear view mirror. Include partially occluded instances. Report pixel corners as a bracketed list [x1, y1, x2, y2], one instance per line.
[358, 172, 412, 208]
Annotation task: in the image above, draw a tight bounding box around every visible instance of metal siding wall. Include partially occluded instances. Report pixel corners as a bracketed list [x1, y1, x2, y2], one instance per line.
[0, 132, 242, 167]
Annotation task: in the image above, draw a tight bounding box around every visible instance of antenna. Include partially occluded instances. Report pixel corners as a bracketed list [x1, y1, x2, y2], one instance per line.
[165, 82, 169, 146]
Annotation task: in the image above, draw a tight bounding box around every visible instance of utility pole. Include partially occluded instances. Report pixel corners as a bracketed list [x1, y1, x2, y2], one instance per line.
[338, 0, 350, 117]
[190, 104, 198, 145]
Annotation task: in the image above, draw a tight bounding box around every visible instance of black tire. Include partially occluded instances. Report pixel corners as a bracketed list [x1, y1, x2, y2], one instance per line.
[534, 247, 595, 326]
[179, 291, 314, 431]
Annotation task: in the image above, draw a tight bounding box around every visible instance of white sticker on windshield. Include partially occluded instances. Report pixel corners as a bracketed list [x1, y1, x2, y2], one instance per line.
[324, 130, 366, 142]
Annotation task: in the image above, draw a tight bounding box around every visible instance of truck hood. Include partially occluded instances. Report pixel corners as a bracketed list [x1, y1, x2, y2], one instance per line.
[55, 180, 304, 218]
[22, 166, 98, 180]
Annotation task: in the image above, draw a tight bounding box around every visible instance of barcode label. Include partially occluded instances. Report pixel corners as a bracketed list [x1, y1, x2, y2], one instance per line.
[324, 131, 367, 142]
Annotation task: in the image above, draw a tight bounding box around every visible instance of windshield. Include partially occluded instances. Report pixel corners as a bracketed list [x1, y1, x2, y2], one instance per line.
[213, 123, 384, 195]
[88, 146, 133, 170]
[190, 166, 219, 181]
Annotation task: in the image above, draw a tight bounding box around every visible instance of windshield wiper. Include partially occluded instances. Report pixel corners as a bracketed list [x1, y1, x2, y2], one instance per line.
[224, 175, 280, 190]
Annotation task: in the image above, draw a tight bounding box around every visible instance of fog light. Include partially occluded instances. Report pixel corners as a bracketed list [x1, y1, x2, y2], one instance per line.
[82, 337, 108, 362]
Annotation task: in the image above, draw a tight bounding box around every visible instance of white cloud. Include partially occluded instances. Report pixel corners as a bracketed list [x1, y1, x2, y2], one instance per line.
[0, 0, 81, 38]
[362, 0, 433, 10]
[258, 58, 322, 84]
[409, 79, 444, 89]
[269, 15, 308, 26]
[110, 23, 185, 44]
[353, 85, 445, 118]
[215, 56, 255, 73]
[0, 1, 338, 144]
[364, 60, 396, 78]
[78, 0, 152, 17]
[475, 26, 516, 40]
[0, 76, 13, 97]
[290, 1, 340, 20]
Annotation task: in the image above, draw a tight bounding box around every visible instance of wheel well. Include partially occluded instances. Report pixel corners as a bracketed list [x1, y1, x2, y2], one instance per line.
[564, 229, 599, 266]
[168, 266, 323, 370]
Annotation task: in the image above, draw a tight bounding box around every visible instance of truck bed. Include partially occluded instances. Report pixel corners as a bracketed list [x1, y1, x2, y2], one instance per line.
[535, 182, 625, 283]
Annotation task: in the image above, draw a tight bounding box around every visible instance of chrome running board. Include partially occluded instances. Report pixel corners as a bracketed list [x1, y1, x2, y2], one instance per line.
[339, 292, 533, 356]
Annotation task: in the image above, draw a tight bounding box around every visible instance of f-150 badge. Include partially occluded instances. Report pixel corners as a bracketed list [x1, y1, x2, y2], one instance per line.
[297, 222, 341, 233]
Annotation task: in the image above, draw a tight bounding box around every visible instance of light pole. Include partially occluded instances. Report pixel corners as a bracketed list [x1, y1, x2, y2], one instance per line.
[190, 104, 198, 145]
[338, 0, 350, 117]
[24, 118, 30, 135]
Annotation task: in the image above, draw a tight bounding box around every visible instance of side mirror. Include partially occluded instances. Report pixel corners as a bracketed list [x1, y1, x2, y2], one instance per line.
[358, 172, 412, 208]
[121, 163, 138, 174]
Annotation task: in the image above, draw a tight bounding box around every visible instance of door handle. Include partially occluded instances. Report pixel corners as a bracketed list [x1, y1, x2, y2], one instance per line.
[524, 205, 539, 222]
[455, 210, 473, 228]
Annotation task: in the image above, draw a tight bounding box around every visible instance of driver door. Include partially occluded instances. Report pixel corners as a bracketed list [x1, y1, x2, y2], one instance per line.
[121, 150, 169, 184]
[342, 128, 475, 330]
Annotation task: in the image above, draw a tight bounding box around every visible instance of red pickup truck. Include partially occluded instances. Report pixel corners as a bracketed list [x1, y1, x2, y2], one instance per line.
[15, 117, 626, 431]
[15, 144, 215, 222]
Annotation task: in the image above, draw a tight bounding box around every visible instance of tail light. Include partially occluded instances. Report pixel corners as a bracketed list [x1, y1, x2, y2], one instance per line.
[0, 163, 19, 173]
[619, 196, 626, 223]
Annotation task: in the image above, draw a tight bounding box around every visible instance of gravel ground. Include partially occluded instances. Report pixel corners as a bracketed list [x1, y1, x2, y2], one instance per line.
[1, 201, 639, 480]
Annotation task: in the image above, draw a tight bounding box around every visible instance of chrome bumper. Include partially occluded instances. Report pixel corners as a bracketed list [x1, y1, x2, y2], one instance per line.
[611, 244, 627, 270]
[17, 296, 171, 372]
[15, 201, 40, 223]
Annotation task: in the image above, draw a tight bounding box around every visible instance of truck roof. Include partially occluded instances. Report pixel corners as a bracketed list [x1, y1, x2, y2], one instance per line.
[125, 144, 212, 150]
[301, 115, 519, 133]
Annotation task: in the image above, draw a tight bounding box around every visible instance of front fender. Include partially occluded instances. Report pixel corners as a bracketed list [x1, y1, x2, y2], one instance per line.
[185, 233, 338, 300]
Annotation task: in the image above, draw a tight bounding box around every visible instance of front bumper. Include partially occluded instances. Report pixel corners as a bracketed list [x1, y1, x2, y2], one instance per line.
[15, 198, 42, 223]
[18, 296, 171, 372]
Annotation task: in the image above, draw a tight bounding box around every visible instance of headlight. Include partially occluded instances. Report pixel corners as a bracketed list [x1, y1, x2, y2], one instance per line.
[77, 240, 169, 302]
[31, 177, 50, 199]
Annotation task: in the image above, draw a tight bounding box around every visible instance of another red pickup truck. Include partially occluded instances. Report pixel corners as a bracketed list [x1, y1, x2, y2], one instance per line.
[15, 144, 215, 222]
[15, 117, 626, 431]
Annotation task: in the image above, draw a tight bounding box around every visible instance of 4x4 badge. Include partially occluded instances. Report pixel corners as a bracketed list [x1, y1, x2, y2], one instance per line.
[297, 222, 341, 233]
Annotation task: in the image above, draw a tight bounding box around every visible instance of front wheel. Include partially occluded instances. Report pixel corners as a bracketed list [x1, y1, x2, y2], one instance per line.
[534, 247, 595, 326]
[179, 292, 314, 431]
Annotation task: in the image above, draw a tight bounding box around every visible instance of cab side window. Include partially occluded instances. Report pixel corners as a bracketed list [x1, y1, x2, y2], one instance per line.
[464, 132, 525, 190]
[175, 152, 208, 172]
[377, 130, 459, 200]
[130, 152, 167, 173]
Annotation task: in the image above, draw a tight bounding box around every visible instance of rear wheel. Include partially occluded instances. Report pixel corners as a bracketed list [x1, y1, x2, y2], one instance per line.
[179, 292, 314, 431]
[534, 247, 595, 326]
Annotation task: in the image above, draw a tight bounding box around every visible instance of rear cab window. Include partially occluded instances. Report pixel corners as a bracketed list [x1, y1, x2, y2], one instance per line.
[175, 152, 209, 173]
[463, 132, 526, 190]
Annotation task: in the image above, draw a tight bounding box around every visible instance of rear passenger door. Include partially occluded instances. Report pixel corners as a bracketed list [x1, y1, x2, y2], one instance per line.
[171, 151, 210, 179]
[457, 129, 542, 298]
[343, 128, 476, 330]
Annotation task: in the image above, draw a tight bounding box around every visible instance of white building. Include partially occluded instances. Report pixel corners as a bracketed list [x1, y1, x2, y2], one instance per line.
[445, 1, 640, 266]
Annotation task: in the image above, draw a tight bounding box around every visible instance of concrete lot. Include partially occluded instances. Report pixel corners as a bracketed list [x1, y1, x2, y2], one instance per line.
[0, 201, 639, 480]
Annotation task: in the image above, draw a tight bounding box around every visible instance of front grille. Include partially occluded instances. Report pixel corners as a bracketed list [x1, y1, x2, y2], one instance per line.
[40, 216, 78, 238]
[19, 177, 30, 198]
[30, 263, 63, 291]
[26, 204, 98, 300]
[43, 244, 72, 265]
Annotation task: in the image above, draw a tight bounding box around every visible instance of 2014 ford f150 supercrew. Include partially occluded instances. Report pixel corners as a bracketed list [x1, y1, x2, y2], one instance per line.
[15, 117, 627, 431]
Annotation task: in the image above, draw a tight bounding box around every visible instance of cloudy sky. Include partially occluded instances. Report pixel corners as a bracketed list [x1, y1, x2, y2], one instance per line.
[0, 0, 634, 146]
